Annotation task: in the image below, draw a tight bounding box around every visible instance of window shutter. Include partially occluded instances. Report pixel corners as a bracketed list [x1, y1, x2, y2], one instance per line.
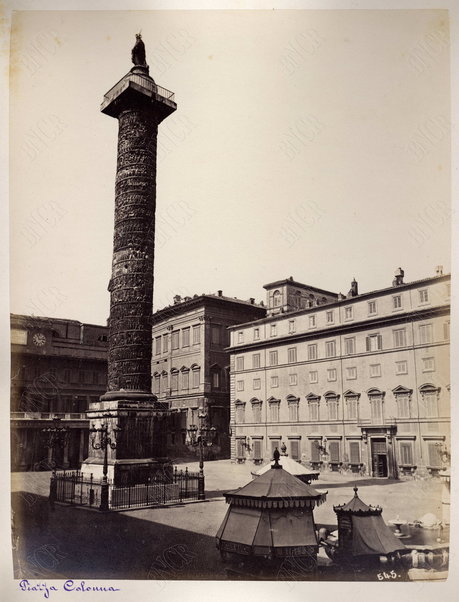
[290, 440, 300, 460]
[253, 440, 262, 460]
[349, 442, 360, 464]
[377, 335, 383, 349]
[366, 337, 370, 352]
[329, 441, 339, 463]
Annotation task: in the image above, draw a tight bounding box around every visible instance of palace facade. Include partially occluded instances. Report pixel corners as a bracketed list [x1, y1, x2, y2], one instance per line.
[228, 269, 450, 478]
[152, 292, 266, 458]
[11, 314, 108, 471]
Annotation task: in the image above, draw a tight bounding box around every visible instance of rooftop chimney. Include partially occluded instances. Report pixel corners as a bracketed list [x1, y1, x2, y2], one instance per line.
[436, 265, 443, 276]
[348, 278, 358, 297]
[250, 298, 255, 304]
[218, 290, 223, 297]
[392, 267, 404, 287]
[173, 295, 182, 304]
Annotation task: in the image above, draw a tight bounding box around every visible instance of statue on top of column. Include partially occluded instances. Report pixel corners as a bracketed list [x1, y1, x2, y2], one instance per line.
[131, 33, 147, 67]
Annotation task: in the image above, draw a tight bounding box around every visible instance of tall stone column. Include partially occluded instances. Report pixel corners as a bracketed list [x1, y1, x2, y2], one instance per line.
[81, 35, 176, 486]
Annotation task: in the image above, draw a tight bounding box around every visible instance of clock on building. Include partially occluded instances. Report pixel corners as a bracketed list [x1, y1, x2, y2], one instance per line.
[32, 333, 46, 347]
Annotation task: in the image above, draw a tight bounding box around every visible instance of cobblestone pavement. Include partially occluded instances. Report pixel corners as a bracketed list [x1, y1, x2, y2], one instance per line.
[10, 459, 447, 580]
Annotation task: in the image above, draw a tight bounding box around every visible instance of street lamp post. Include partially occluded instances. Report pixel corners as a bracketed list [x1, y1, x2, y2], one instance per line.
[42, 417, 69, 510]
[89, 414, 121, 511]
[186, 410, 217, 501]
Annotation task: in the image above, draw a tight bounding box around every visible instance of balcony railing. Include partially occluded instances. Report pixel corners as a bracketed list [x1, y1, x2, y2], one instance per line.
[101, 73, 175, 112]
[11, 412, 88, 421]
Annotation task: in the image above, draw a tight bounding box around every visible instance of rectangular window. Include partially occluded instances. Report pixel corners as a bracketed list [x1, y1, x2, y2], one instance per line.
[253, 378, 261, 390]
[290, 440, 300, 460]
[309, 315, 316, 328]
[309, 403, 319, 422]
[349, 441, 360, 464]
[397, 395, 410, 418]
[325, 340, 336, 358]
[182, 371, 189, 389]
[289, 373, 298, 386]
[444, 321, 450, 340]
[368, 301, 377, 315]
[163, 334, 168, 353]
[288, 347, 297, 363]
[419, 324, 433, 344]
[252, 405, 262, 423]
[236, 406, 245, 424]
[344, 306, 353, 320]
[399, 442, 413, 465]
[162, 373, 168, 391]
[182, 327, 190, 347]
[270, 403, 279, 422]
[237, 331, 244, 343]
[192, 369, 200, 388]
[423, 394, 438, 418]
[153, 375, 160, 394]
[327, 368, 337, 382]
[171, 331, 179, 350]
[427, 442, 441, 467]
[269, 351, 278, 366]
[309, 371, 318, 384]
[236, 356, 244, 371]
[370, 399, 384, 423]
[328, 401, 338, 420]
[253, 328, 260, 340]
[252, 353, 261, 369]
[347, 399, 358, 420]
[212, 371, 220, 389]
[422, 357, 435, 372]
[326, 310, 334, 324]
[288, 320, 296, 334]
[393, 295, 402, 309]
[369, 364, 381, 378]
[395, 361, 408, 375]
[366, 334, 382, 351]
[289, 403, 298, 422]
[155, 336, 161, 355]
[237, 380, 244, 392]
[329, 441, 340, 462]
[192, 325, 200, 345]
[346, 366, 357, 380]
[308, 344, 318, 360]
[393, 328, 406, 348]
[271, 376, 279, 388]
[344, 337, 355, 355]
[311, 440, 320, 461]
[270, 324, 277, 337]
[171, 372, 178, 391]
[419, 289, 429, 304]
[211, 325, 221, 345]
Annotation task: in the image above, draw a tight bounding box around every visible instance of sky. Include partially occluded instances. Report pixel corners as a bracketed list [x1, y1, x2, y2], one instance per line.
[9, 8, 451, 325]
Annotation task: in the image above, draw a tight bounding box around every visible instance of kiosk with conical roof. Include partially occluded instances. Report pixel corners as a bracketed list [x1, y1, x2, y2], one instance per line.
[333, 487, 405, 565]
[216, 449, 327, 576]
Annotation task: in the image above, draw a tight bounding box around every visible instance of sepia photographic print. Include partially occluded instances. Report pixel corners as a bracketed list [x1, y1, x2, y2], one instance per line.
[3, 1, 457, 600]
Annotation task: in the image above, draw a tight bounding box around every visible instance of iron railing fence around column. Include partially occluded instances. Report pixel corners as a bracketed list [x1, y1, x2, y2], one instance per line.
[54, 470, 104, 508]
[53, 466, 202, 510]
